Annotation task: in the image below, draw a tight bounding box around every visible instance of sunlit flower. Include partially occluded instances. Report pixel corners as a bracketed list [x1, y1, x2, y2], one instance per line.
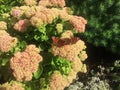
[2, 13, 10, 19]
[11, 7, 24, 18]
[0, 31, 17, 52]
[34, 12, 47, 24]
[51, 8, 60, 18]
[69, 16, 87, 32]
[60, 30, 73, 39]
[72, 57, 83, 72]
[50, 0, 65, 7]
[81, 64, 87, 73]
[25, 44, 40, 53]
[24, 0, 37, 6]
[56, 23, 63, 33]
[66, 69, 77, 83]
[19, 6, 30, 11]
[34, 6, 46, 12]
[49, 71, 69, 90]
[10, 45, 42, 82]
[38, 0, 52, 7]
[30, 16, 43, 27]
[24, 7, 36, 18]
[43, 9, 55, 23]
[0, 30, 9, 35]
[39, 0, 65, 8]
[30, 8, 59, 27]
[63, 7, 73, 14]
[79, 51, 88, 61]
[51, 38, 86, 61]
[0, 81, 24, 90]
[59, 10, 71, 21]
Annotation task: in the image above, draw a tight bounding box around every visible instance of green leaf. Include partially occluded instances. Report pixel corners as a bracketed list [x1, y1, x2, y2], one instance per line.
[1, 58, 9, 66]
[51, 56, 72, 75]
[38, 25, 46, 34]
[34, 35, 40, 40]
[33, 65, 43, 79]
[112, 74, 120, 82]
[117, 84, 120, 90]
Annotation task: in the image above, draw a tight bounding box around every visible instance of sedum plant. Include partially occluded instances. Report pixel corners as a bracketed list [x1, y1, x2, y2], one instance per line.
[0, 0, 88, 90]
[66, 0, 120, 54]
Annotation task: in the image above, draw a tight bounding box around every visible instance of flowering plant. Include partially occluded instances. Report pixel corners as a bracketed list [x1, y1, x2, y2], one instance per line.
[0, 0, 87, 90]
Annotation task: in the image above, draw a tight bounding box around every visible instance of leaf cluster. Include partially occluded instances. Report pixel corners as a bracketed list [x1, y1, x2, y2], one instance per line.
[0, 0, 23, 14]
[51, 56, 72, 75]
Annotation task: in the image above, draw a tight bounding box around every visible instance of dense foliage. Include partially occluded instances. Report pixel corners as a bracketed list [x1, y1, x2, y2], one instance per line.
[0, 0, 23, 15]
[66, 0, 120, 54]
[0, 0, 88, 90]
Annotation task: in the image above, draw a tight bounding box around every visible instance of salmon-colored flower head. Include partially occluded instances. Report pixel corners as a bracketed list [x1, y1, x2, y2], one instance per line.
[0, 81, 25, 90]
[70, 16, 87, 33]
[30, 8, 59, 27]
[10, 44, 42, 82]
[50, 71, 68, 90]
[0, 31, 17, 52]
[51, 31, 86, 61]
[14, 19, 30, 32]
[11, 7, 24, 18]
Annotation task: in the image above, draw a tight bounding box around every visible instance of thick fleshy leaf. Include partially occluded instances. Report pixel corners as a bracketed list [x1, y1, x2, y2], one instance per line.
[33, 65, 43, 79]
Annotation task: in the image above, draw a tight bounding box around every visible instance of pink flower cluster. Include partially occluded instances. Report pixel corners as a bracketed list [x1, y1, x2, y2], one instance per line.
[30, 8, 59, 27]
[10, 1, 87, 33]
[30, 7, 71, 27]
[11, 6, 45, 19]
[13, 19, 30, 32]
[10, 45, 43, 82]
[0, 31, 17, 52]
[11, 6, 63, 28]
[0, 81, 24, 90]
[70, 16, 87, 33]
[11, 7, 24, 18]
[39, 0, 65, 8]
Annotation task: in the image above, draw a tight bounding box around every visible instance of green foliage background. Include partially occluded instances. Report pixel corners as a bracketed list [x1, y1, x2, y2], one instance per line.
[66, 0, 120, 54]
[0, 0, 23, 14]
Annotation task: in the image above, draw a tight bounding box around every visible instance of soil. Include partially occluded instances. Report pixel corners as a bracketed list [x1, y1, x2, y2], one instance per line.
[85, 43, 120, 68]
